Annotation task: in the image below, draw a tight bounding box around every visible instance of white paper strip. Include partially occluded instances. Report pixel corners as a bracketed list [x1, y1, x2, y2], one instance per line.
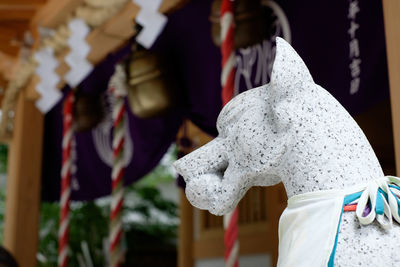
[68, 19, 90, 38]
[133, 0, 167, 49]
[64, 62, 93, 87]
[34, 47, 62, 113]
[64, 18, 94, 88]
[35, 90, 62, 114]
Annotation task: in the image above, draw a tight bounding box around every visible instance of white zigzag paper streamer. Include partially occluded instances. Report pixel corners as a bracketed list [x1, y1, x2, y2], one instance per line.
[133, 0, 167, 49]
[64, 18, 94, 88]
[34, 47, 62, 113]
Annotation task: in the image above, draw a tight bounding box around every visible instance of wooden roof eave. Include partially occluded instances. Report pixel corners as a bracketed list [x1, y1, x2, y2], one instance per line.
[25, 0, 187, 100]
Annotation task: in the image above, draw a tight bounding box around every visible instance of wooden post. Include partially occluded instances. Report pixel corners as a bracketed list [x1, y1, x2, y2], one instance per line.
[382, 0, 400, 174]
[3, 90, 43, 267]
[178, 189, 194, 267]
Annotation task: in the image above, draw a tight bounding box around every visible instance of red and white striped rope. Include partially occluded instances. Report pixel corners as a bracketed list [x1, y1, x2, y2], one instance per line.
[109, 83, 126, 267]
[224, 209, 239, 267]
[59, 91, 74, 267]
[221, 0, 236, 106]
[221, 0, 239, 266]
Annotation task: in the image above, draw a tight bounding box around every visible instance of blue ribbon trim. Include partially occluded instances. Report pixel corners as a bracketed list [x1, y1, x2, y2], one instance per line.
[328, 191, 362, 267]
[328, 185, 400, 266]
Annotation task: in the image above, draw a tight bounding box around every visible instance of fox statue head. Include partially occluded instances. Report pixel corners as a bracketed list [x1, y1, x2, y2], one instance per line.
[174, 37, 383, 216]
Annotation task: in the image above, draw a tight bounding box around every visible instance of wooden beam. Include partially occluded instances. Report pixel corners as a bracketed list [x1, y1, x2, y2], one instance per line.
[0, 22, 29, 56]
[265, 183, 286, 266]
[99, 2, 140, 40]
[178, 189, 194, 267]
[30, 0, 84, 29]
[193, 222, 275, 259]
[382, 0, 400, 174]
[0, 4, 40, 21]
[0, 0, 46, 4]
[0, 44, 21, 57]
[160, 0, 189, 14]
[0, 52, 17, 81]
[3, 90, 43, 267]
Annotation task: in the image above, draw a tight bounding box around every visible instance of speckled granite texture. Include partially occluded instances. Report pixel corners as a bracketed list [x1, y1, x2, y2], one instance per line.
[174, 38, 400, 266]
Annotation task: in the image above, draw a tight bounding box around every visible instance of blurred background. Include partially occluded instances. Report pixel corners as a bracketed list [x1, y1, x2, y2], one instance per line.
[0, 0, 399, 266]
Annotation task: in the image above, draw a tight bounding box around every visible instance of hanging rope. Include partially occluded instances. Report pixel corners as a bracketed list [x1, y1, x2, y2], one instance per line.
[221, 0, 239, 266]
[224, 209, 239, 267]
[59, 90, 74, 267]
[221, 0, 236, 106]
[109, 64, 127, 267]
[76, 4, 124, 28]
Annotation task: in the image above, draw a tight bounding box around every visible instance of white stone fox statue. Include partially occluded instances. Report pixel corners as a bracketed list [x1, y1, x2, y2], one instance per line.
[174, 38, 400, 266]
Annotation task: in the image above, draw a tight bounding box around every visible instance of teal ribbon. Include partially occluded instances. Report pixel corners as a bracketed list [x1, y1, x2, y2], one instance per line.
[328, 185, 400, 266]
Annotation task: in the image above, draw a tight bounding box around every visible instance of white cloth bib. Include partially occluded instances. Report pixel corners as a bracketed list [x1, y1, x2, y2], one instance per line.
[277, 176, 400, 267]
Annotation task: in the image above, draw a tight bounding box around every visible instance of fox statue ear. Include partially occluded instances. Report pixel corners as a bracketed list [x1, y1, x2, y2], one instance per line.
[269, 37, 314, 96]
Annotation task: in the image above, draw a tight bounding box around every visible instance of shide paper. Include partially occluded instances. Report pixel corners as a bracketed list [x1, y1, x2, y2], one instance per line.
[34, 47, 62, 113]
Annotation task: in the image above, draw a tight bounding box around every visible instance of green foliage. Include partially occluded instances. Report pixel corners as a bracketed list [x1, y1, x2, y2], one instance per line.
[70, 202, 109, 266]
[0, 189, 5, 244]
[0, 145, 8, 174]
[132, 186, 177, 218]
[37, 202, 59, 266]
[38, 201, 110, 266]
[0, 144, 8, 244]
[123, 181, 178, 267]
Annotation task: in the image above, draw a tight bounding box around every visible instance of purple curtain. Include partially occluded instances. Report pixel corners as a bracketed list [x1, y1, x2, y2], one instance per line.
[42, 0, 389, 200]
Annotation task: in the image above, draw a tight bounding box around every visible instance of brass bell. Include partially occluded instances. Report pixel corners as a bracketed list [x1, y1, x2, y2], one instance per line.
[73, 90, 105, 132]
[127, 49, 175, 118]
[210, 0, 267, 49]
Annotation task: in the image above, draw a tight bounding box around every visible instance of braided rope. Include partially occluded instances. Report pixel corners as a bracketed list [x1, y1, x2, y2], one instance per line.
[221, 0, 239, 266]
[223, 209, 239, 267]
[109, 65, 127, 267]
[42, 25, 71, 53]
[0, 59, 36, 137]
[220, 0, 236, 106]
[59, 91, 74, 267]
[84, 0, 127, 8]
[76, 4, 124, 27]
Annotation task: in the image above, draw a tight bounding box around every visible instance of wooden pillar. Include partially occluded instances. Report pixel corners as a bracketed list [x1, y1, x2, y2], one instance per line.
[265, 184, 286, 267]
[178, 189, 194, 267]
[382, 0, 400, 174]
[3, 90, 43, 267]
